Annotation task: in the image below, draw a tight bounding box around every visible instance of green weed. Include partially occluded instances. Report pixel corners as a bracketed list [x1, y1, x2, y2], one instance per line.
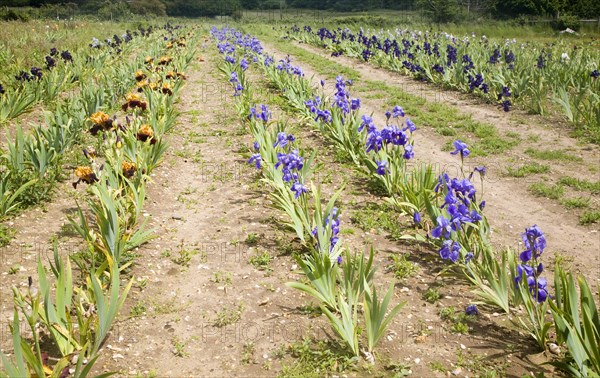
[506, 162, 550, 177]
[528, 182, 564, 200]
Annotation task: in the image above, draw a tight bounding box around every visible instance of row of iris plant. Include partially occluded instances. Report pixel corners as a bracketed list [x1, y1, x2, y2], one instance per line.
[0, 25, 159, 125]
[0, 24, 184, 223]
[0, 24, 196, 377]
[288, 25, 600, 142]
[219, 26, 597, 376]
[210, 26, 405, 364]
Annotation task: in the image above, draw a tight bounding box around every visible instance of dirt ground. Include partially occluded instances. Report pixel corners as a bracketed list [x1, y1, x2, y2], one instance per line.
[0, 26, 598, 377]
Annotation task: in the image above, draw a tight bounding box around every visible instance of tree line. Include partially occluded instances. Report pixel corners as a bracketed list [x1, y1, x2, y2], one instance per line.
[0, 0, 598, 20]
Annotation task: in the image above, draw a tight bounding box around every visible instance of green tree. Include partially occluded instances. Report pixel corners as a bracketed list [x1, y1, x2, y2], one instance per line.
[417, 0, 460, 22]
[129, 0, 166, 16]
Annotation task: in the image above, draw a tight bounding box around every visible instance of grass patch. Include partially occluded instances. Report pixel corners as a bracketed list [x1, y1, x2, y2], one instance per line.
[524, 148, 582, 162]
[455, 350, 507, 377]
[439, 306, 475, 335]
[423, 287, 443, 304]
[561, 197, 591, 209]
[387, 254, 419, 280]
[249, 250, 273, 271]
[245, 232, 259, 245]
[506, 162, 550, 177]
[558, 176, 600, 194]
[212, 270, 233, 286]
[0, 224, 15, 248]
[278, 337, 357, 377]
[528, 182, 564, 200]
[350, 202, 404, 239]
[580, 210, 600, 225]
[214, 303, 244, 327]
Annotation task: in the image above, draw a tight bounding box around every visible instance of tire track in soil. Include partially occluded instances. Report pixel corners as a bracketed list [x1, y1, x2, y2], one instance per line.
[260, 39, 600, 284]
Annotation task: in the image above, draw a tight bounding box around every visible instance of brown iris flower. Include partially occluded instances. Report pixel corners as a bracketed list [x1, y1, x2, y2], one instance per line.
[122, 161, 137, 179]
[73, 166, 98, 188]
[145, 56, 154, 65]
[82, 146, 97, 161]
[137, 79, 148, 92]
[135, 70, 146, 81]
[148, 82, 158, 91]
[161, 82, 173, 96]
[137, 124, 156, 144]
[166, 42, 173, 49]
[166, 71, 186, 80]
[89, 111, 114, 135]
[122, 93, 147, 111]
[158, 56, 172, 65]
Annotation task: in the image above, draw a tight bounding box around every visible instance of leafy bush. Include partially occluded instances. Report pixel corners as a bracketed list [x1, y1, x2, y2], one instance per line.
[552, 13, 580, 31]
[0, 8, 30, 22]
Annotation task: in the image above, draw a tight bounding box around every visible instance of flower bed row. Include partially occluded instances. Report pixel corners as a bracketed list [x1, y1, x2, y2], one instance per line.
[287, 25, 600, 143]
[0, 24, 197, 377]
[211, 26, 405, 363]
[0, 25, 161, 124]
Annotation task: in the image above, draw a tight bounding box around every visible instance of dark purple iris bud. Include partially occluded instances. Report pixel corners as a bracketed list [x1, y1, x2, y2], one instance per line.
[45, 55, 56, 69]
[537, 54, 545, 69]
[489, 49, 501, 64]
[465, 304, 479, 316]
[30, 67, 43, 80]
[465, 252, 474, 263]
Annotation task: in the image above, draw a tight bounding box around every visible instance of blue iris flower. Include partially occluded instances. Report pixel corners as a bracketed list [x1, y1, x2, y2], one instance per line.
[375, 160, 389, 175]
[248, 154, 262, 169]
[432, 216, 453, 239]
[520, 225, 546, 262]
[291, 181, 309, 199]
[439, 240, 460, 262]
[392, 106, 405, 118]
[404, 118, 416, 133]
[450, 140, 470, 157]
[273, 132, 296, 148]
[403, 144, 414, 160]
[358, 115, 375, 132]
